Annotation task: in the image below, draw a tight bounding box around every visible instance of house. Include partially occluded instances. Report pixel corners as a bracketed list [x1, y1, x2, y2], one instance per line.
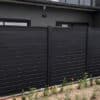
[0, 0, 100, 96]
[0, 0, 100, 27]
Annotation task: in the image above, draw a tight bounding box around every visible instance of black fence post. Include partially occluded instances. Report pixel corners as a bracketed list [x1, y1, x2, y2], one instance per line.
[85, 25, 89, 74]
[46, 26, 51, 86]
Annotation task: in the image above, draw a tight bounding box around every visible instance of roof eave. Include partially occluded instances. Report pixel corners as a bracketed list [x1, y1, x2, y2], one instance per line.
[0, 0, 100, 12]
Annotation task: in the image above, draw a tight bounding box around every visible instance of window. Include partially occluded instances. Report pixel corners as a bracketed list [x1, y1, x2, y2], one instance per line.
[66, 0, 79, 5]
[0, 22, 3, 26]
[51, 0, 59, 2]
[4, 22, 28, 27]
[80, 0, 91, 6]
[49, 0, 95, 6]
[0, 19, 31, 27]
[56, 22, 71, 28]
[61, 24, 69, 28]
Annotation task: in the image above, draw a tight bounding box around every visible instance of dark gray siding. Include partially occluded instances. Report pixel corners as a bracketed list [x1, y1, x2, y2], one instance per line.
[0, 3, 92, 27]
[94, 13, 100, 27]
[95, 0, 100, 6]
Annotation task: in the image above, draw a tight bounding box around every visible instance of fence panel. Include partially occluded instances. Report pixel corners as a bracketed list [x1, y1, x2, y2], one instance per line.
[88, 28, 100, 77]
[48, 24, 87, 85]
[1, 26, 100, 96]
[0, 27, 47, 96]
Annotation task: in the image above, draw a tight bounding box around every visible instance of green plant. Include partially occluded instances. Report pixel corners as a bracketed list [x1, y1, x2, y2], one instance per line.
[27, 88, 36, 100]
[51, 86, 58, 95]
[77, 79, 84, 89]
[90, 78, 94, 86]
[84, 80, 88, 88]
[83, 73, 88, 80]
[21, 89, 26, 100]
[95, 79, 100, 85]
[62, 78, 67, 87]
[34, 92, 38, 100]
[83, 73, 88, 88]
[89, 74, 94, 87]
[29, 88, 36, 94]
[27, 94, 33, 100]
[59, 78, 67, 93]
[43, 86, 49, 96]
[12, 97, 16, 100]
[22, 96, 26, 100]
[59, 86, 64, 93]
[78, 73, 89, 89]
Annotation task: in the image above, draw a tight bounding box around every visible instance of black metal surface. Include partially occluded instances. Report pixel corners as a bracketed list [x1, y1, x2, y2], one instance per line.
[0, 27, 47, 96]
[88, 28, 100, 77]
[48, 24, 88, 85]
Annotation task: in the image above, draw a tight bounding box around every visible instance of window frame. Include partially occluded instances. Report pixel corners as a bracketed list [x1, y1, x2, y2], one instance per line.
[0, 18, 31, 27]
[56, 21, 89, 29]
[56, 21, 72, 28]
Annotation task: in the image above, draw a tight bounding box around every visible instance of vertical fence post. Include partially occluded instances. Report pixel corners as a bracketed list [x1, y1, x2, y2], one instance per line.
[46, 26, 51, 86]
[85, 25, 89, 74]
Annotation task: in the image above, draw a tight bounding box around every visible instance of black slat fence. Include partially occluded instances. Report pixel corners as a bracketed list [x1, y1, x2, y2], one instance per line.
[0, 26, 99, 96]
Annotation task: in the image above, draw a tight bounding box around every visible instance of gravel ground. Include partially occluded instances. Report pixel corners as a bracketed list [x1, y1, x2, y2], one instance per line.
[2, 85, 100, 100]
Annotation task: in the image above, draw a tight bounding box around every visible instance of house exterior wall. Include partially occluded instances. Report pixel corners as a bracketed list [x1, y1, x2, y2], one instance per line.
[95, 0, 100, 6]
[94, 13, 100, 27]
[0, 3, 93, 27]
